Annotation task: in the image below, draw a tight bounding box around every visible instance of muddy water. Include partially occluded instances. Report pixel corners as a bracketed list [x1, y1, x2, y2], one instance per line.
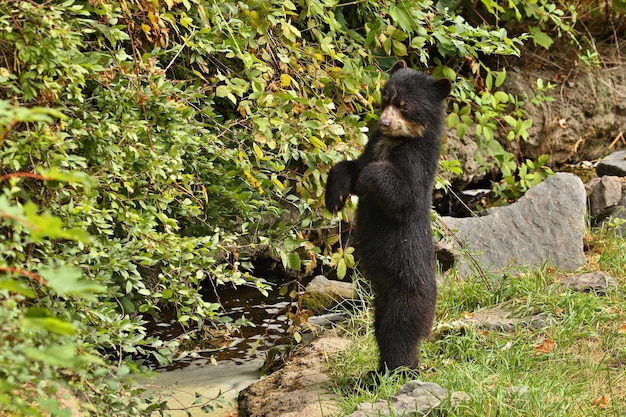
[145, 285, 294, 416]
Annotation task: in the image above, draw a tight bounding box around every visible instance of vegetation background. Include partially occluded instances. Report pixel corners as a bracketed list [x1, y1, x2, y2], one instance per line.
[0, 0, 622, 415]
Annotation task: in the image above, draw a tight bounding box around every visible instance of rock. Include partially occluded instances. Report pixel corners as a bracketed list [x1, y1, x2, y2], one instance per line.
[596, 150, 626, 177]
[586, 175, 626, 234]
[306, 312, 347, 328]
[305, 275, 357, 300]
[237, 335, 349, 417]
[434, 239, 457, 271]
[433, 305, 556, 337]
[506, 386, 531, 397]
[347, 380, 468, 417]
[467, 306, 556, 331]
[441, 127, 487, 188]
[586, 176, 623, 219]
[559, 271, 619, 294]
[440, 173, 587, 276]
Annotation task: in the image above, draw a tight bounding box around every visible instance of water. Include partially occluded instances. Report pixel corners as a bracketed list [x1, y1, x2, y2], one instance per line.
[144, 282, 297, 415]
[145, 358, 262, 417]
[149, 284, 294, 369]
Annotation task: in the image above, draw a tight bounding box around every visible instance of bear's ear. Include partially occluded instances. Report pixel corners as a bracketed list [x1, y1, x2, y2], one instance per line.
[434, 78, 452, 100]
[390, 60, 407, 74]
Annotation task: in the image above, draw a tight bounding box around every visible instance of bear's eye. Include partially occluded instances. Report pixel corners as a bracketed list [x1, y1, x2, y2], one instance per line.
[400, 104, 410, 113]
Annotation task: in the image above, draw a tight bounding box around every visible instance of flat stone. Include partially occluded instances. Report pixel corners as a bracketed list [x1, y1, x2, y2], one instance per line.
[306, 312, 347, 328]
[596, 150, 626, 177]
[559, 271, 619, 294]
[347, 380, 466, 417]
[468, 307, 556, 331]
[237, 335, 349, 417]
[440, 173, 587, 276]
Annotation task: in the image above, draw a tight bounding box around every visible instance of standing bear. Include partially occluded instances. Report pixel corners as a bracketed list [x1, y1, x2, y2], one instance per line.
[325, 61, 451, 373]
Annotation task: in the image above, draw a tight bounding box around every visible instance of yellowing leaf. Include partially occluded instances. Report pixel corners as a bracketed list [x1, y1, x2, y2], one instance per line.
[618, 323, 626, 334]
[280, 74, 292, 87]
[308, 136, 326, 149]
[271, 178, 285, 190]
[534, 338, 556, 355]
[253, 142, 264, 159]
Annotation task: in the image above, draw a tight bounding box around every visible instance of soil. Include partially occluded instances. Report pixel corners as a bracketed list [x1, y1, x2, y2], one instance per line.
[442, 41, 626, 188]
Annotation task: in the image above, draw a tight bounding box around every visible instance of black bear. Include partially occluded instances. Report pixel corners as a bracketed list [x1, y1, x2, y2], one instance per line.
[325, 61, 451, 373]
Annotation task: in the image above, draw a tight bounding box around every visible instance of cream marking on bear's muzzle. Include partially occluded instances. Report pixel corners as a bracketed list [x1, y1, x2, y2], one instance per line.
[379, 106, 425, 139]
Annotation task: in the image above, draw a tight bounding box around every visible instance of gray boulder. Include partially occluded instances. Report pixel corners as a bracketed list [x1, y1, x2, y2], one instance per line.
[587, 176, 623, 219]
[440, 173, 587, 276]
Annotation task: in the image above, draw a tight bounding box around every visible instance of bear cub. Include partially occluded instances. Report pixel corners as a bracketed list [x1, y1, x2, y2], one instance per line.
[325, 61, 451, 373]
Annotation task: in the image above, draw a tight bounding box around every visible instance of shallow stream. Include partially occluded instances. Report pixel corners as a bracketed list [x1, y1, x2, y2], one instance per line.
[145, 284, 294, 416]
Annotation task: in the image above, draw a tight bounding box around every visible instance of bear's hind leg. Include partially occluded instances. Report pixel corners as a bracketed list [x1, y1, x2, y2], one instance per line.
[373, 291, 433, 373]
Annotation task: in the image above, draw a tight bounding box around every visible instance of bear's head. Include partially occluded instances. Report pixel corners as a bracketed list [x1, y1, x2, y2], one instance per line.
[379, 61, 451, 139]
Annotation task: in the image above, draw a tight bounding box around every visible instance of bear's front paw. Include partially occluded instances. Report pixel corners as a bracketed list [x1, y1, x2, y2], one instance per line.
[325, 168, 352, 213]
[325, 185, 350, 212]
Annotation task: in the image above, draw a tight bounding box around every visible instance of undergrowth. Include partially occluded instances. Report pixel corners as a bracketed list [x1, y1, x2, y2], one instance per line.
[327, 226, 626, 416]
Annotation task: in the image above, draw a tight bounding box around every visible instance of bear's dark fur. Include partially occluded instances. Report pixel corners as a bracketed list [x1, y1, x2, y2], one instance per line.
[325, 61, 451, 373]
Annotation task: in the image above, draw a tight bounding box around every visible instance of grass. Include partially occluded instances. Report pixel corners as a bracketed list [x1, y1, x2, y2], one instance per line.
[326, 226, 626, 416]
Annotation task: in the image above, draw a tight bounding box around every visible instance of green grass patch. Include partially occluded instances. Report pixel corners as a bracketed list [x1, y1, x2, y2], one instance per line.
[327, 228, 626, 416]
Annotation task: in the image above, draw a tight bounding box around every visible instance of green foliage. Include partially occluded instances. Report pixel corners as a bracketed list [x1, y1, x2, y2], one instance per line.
[0, 169, 138, 415]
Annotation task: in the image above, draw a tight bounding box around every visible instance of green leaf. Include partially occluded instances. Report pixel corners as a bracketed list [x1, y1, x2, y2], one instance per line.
[19, 202, 92, 243]
[36, 167, 96, 191]
[23, 308, 76, 336]
[393, 39, 408, 56]
[285, 253, 301, 271]
[495, 69, 507, 87]
[529, 26, 554, 49]
[447, 112, 459, 128]
[494, 91, 509, 103]
[23, 344, 81, 368]
[441, 66, 456, 81]
[0, 277, 35, 298]
[39, 266, 105, 299]
[503, 115, 517, 127]
[337, 258, 347, 279]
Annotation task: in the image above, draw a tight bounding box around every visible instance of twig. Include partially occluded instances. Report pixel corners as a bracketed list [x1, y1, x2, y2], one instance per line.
[609, 131, 625, 149]
[0, 266, 47, 286]
[0, 172, 49, 182]
[164, 42, 187, 73]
